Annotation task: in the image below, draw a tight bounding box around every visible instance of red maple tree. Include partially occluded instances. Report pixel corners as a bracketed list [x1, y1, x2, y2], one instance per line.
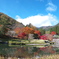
[51, 31, 56, 35]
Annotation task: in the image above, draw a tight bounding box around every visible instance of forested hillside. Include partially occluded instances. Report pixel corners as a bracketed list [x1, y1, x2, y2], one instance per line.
[49, 24, 59, 34]
[0, 12, 59, 35]
[0, 12, 25, 35]
[0, 12, 24, 30]
[38, 23, 59, 35]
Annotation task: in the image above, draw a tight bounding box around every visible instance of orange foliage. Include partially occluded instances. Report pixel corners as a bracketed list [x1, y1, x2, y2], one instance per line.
[14, 27, 23, 34]
[14, 27, 35, 39]
[0, 25, 1, 26]
[23, 27, 34, 34]
[51, 31, 56, 35]
[0, 25, 2, 26]
[14, 27, 41, 36]
[34, 30, 40, 35]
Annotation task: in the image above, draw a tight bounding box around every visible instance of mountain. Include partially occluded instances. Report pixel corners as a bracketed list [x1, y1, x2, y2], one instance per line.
[0, 12, 59, 31]
[56, 23, 59, 26]
[38, 23, 59, 31]
[0, 12, 24, 30]
[26, 23, 37, 30]
[38, 26, 53, 30]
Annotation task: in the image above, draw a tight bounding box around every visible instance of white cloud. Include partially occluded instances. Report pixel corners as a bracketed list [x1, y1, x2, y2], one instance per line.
[16, 13, 58, 27]
[46, 2, 57, 12]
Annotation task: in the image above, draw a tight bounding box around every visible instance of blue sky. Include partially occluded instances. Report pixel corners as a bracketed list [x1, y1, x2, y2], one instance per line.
[0, 0, 59, 27]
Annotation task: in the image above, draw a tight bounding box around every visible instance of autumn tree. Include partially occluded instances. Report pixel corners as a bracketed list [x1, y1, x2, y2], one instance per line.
[34, 30, 40, 35]
[40, 34, 53, 41]
[14, 28, 22, 34]
[33, 30, 41, 39]
[26, 23, 37, 30]
[18, 32, 27, 39]
[51, 31, 56, 35]
[15, 27, 35, 39]
[23, 27, 34, 34]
